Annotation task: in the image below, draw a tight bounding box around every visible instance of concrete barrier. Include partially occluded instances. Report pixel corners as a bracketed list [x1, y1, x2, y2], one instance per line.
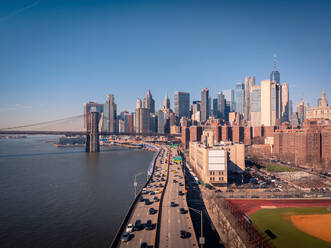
[154, 150, 170, 247]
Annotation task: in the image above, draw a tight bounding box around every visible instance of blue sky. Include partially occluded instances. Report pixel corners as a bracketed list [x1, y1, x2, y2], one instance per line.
[0, 0, 331, 128]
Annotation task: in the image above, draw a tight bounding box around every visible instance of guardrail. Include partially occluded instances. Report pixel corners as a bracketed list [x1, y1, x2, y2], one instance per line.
[109, 149, 161, 248]
[154, 150, 170, 247]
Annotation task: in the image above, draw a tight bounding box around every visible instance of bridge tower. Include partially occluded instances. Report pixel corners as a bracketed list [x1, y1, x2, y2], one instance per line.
[86, 110, 100, 152]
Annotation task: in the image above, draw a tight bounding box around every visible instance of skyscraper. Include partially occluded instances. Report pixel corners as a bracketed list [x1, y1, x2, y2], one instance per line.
[217, 92, 226, 119]
[101, 94, 117, 132]
[270, 54, 280, 84]
[271, 82, 282, 125]
[281, 83, 289, 122]
[143, 90, 155, 114]
[200, 88, 209, 122]
[223, 89, 234, 112]
[244, 76, 255, 120]
[261, 80, 272, 126]
[174, 91, 190, 119]
[250, 85, 261, 127]
[192, 100, 201, 123]
[163, 93, 170, 110]
[212, 98, 218, 117]
[135, 98, 150, 133]
[235, 82, 245, 114]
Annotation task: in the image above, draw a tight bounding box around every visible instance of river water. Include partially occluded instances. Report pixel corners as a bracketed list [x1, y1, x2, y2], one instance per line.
[0, 136, 154, 248]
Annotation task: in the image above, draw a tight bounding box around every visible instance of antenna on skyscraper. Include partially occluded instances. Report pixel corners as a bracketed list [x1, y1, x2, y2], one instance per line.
[273, 54, 277, 71]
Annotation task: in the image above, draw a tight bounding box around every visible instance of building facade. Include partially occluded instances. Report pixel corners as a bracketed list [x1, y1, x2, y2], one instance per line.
[201, 88, 209, 122]
[235, 82, 245, 114]
[306, 89, 331, 120]
[244, 76, 255, 121]
[174, 91, 190, 119]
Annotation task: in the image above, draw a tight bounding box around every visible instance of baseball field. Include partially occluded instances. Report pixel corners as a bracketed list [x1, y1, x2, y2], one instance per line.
[249, 206, 331, 248]
[228, 199, 331, 248]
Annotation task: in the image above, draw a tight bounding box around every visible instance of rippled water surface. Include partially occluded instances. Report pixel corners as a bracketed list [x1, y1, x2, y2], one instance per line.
[0, 136, 154, 248]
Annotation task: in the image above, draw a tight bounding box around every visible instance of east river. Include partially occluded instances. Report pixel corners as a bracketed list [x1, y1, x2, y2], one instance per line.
[0, 136, 155, 248]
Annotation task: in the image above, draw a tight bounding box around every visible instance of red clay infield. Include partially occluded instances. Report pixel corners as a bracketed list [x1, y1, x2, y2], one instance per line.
[228, 199, 331, 215]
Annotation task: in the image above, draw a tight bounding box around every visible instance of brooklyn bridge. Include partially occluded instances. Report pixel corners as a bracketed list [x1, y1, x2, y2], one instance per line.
[0, 112, 179, 152]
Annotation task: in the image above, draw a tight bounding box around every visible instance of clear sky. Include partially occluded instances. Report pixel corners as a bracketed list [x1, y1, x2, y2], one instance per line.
[1, 0, 331, 128]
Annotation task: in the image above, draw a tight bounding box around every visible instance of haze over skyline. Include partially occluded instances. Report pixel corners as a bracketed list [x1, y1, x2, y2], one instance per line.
[1, 0, 331, 128]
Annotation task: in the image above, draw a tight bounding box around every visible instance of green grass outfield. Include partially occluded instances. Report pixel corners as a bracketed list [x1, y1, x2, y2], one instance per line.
[249, 207, 331, 248]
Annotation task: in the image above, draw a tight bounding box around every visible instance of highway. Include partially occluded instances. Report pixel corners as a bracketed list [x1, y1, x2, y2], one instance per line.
[159, 147, 198, 248]
[116, 145, 198, 248]
[118, 146, 169, 248]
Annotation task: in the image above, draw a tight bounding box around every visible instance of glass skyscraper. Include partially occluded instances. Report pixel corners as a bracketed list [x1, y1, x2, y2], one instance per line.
[223, 89, 234, 112]
[235, 83, 244, 114]
[174, 91, 190, 119]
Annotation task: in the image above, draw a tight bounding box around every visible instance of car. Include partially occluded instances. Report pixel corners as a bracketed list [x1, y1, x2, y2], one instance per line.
[170, 201, 176, 207]
[145, 199, 151, 205]
[134, 220, 142, 231]
[149, 191, 155, 195]
[179, 183, 184, 186]
[139, 195, 144, 202]
[149, 207, 157, 215]
[178, 190, 184, 196]
[126, 223, 134, 232]
[179, 208, 187, 214]
[145, 220, 153, 230]
[121, 232, 131, 242]
[140, 242, 148, 248]
[153, 196, 159, 202]
[161, 178, 165, 181]
[173, 179, 177, 183]
[180, 230, 190, 239]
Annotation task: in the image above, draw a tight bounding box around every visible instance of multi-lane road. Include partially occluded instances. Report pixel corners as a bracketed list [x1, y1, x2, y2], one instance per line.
[159, 147, 198, 248]
[116, 145, 198, 248]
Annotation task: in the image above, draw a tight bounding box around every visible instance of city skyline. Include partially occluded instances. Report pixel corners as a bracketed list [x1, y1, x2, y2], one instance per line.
[1, 0, 331, 128]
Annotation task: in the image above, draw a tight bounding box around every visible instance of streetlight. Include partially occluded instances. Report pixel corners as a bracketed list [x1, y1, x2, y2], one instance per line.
[188, 206, 205, 248]
[133, 171, 146, 197]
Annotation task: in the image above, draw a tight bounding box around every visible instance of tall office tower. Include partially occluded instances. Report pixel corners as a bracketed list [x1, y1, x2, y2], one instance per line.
[235, 82, 245, 114]
[83, 101, 104, 131]
[174, 91, 190, 119]
[163, 93, 170, 110]
[101, 94, 117, 132]
[244, 76, 255, 120]
[261, 80, 272, 126]
[270, 54, 280, 84]
[143, 89, 155, 114]
[135, 98, 150, 133]
[296, 100, 309, 124]
[217, 92, 226, 119]
[281, 83, 289, 122]
[156, 110, 170, 134]
[208, 96, 212, 117]
[223, 89, 234, 112]
[150, 114, 157, 133]
[289, 100, 293, 119]
[192, 100, 201, 123]
[212, 98, 218, 117]
[136, 98, 142, 109]
[200, 88, 209, 122]
[135, 108, 150, 133]
[271, 82, 282, 125]
[250, 85, 261, 127]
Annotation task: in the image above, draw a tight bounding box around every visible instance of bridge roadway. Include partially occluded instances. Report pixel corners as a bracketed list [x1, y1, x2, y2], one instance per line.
[159, 147, 198, 248]
[0, 130, 180, 137]
[116, 146, 198, 248]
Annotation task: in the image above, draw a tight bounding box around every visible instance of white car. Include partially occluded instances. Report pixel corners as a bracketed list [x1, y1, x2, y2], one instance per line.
[126, 223, 134, 233]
